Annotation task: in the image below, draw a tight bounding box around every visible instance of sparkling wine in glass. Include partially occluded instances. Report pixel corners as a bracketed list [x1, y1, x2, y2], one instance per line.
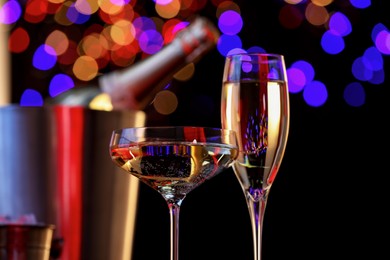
[109, 126, 238, 260]
[221, 53, 290, 260]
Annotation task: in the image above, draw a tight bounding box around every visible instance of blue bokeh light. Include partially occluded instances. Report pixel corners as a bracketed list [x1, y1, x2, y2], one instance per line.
[217, 34, 243, 57]
[371, 23, 387, 42]
[287, 60, 315, 93]
[321, 31, 345, 55]
[343, 82, 365, 107]
[133, 16, 157, 39]
[227, 48, 246, 55]
[49, 73, 75, 97]
[247, 46, 266, 54]
[287, 67, 306, 93]
[349, 0, 371, 9]
[67, 3, 90, 24]
[372, 24, 390, 55]
[352, 57, 373, 81]
[20, 89, 44, 106]
[218, 10, 243, 35]
[328, 12, 352, 37]
[362, 46, 383, 71]
[32, 44, 57, 70]
[292, 60, 315, 82]
[303, 80, 328, 107]
[0, 0, 22, 24]
[138, 29, 164, 54]
[368, 69, 384, 85]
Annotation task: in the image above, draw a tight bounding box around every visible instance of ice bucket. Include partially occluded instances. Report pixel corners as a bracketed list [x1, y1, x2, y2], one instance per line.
[0, 105, 146, 260]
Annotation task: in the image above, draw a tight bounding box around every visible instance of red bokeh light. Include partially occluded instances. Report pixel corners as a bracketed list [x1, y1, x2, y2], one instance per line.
[8, 27, 30, 53]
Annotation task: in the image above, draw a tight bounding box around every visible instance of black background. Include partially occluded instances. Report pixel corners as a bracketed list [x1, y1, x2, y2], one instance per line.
[132, 2, 388, 260]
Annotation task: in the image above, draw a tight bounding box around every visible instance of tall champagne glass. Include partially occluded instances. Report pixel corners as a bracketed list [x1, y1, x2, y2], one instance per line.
[109, 126, 238, 260]
[221, 53, 290, 260]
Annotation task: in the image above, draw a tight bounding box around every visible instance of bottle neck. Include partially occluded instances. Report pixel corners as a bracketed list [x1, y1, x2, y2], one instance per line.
[99, 40, 187, 110]
[100, 16, 220, 111]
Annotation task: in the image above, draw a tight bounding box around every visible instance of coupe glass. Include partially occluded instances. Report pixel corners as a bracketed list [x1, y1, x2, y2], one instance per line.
[221, 53, 290, 260]
[109, 126, 238, 260]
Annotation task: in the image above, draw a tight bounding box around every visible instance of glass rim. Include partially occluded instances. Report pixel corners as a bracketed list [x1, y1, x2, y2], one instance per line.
[112, 126, 236, 133]
[0, 223, 55, 229]
[110, 126, 238, 146]
[225, 52, 284, 59]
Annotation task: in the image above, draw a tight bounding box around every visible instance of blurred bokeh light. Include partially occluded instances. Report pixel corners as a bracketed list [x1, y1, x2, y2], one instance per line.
[0, 0, 388, 111]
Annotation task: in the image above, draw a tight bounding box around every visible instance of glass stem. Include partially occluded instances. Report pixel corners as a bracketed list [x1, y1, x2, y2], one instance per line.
[247, 191, 268, 260]
[168, 202, 181, 260]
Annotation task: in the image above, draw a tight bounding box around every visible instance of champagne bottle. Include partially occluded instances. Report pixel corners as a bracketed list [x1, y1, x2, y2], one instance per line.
[50, 16, 220, 111]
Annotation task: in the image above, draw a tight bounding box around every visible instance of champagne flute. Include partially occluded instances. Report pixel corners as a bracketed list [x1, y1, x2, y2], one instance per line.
[221, 53, 290, 260]
[109, 126, 238, 260]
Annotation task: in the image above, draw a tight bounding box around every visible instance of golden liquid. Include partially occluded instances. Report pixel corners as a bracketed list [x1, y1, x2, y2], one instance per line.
[111, 142, 238, 200]
[221, 80, 289, 192]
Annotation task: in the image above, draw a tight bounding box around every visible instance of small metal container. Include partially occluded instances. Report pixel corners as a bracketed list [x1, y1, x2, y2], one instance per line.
[0, 224, 55, 260]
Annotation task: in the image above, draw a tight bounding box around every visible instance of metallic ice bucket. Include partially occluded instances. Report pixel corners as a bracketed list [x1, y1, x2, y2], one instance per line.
[0, 105, 146, 260]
